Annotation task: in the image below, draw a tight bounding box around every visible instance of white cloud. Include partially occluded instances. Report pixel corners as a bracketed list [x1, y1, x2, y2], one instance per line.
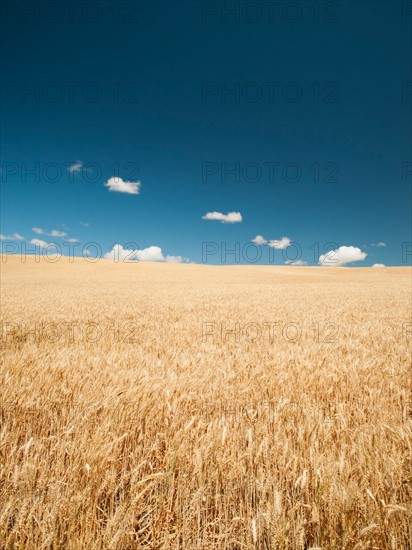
[80, 222, 90, 227]
[66, 238, 79, 243]
[319, 246, 367, 267]
[67, 161, 83, 174]
[104, 244, 189, 263]
[285, 259, 307, 266]
[371, 242, 386, 247]
[32, 227, 67, 237]
[252, 235, 267, 245]
[104, 177, 141, 195]
[252, 235, 292, 249]
[30, 238, 55, 249]
[0, 233, 24, 240]
[166, 255, 189, 263]
[267, 237, 291, 249]
[104, 244, 138, 261]
[202, 211, 242, 223]
[372, 263, 386, 268]
[136, 246, 165, 262]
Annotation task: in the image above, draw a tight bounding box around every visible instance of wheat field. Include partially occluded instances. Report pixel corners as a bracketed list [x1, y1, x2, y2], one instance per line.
[0, 255, 411, 549]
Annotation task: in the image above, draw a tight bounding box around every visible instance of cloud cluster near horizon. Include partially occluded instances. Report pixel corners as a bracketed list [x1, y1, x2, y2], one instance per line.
[318, 246, 367, 267]
[285, 259, 308, 266]
[0, 232, 24, 240]
[104, 243, 188, 263]
[1, 155, 385, 266]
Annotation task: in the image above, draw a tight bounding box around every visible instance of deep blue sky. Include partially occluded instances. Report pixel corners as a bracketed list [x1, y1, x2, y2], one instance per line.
[1, 0, 411, 265]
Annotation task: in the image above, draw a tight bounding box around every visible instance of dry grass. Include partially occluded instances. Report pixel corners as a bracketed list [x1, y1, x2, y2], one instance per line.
[1, 255, 411, 549]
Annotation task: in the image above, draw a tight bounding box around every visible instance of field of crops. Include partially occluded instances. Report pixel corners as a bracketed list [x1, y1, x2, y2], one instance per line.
[1, 255, 411, 549]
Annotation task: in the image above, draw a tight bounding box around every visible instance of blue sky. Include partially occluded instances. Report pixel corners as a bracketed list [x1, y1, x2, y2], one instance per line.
[1, 0, 411, 266]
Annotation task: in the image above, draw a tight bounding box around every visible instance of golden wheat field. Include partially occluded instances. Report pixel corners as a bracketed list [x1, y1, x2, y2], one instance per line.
[0, 255, 411, 549]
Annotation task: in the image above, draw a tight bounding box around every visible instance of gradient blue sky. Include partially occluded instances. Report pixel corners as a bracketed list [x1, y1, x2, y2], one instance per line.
[1, 0, 411, 265]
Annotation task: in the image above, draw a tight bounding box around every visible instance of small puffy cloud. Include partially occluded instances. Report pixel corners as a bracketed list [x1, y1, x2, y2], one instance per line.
[252, 235, 267, 245]
[67, 161, 83, 174]
[80, 222, 90, 227]
[66, 238, 79, 243]
[371, 242, 386, 247]
[105, 177, 141, 195]
[0, 233, 24, 240]
[104, 244, 189, 263]
[32, 227, 67, 237]
[319, 246, 367, 267]
[267, 237, 291, 249]
[202, 211, 243, 223]
[30, 238, 54, 249]
[285, 259, 307, 266]
[252, 235, 292, 249]
[372, 263, 386, 268]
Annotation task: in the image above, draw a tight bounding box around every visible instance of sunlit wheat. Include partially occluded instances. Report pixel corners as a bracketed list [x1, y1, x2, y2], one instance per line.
[1, 256, 411, 549]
